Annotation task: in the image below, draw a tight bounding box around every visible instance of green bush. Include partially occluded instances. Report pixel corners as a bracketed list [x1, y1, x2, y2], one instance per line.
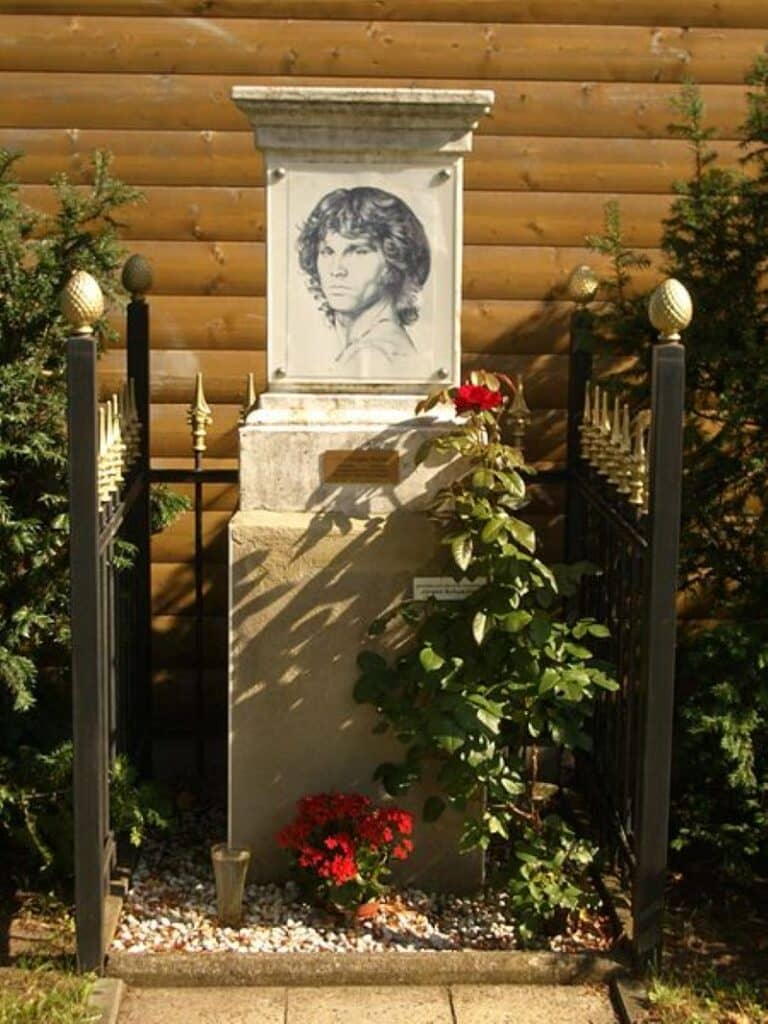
[354, 373, 615, 940]
[582, 53, 768, 879]
[0, 150, 173, 887]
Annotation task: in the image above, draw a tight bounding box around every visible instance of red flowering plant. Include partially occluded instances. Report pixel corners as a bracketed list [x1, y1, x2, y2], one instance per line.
[353, 370, 617, 940]
[276, 792, 414, 911]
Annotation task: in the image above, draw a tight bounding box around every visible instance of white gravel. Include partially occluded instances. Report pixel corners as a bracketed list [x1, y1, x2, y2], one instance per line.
[110, 808, 608, 955]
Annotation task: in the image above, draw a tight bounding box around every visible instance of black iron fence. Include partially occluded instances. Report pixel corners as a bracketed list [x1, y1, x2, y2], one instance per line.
[64, 257, 687, 973]
[561, 271, 688, 967]
[66, 271, 151, 974]
[65, 259, 241, 971]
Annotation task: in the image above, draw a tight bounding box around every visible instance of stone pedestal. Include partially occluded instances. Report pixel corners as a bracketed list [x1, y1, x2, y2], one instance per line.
[228, 397, 483, 891]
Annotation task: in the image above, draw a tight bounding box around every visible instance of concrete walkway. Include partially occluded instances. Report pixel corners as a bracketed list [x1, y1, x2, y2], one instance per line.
[117, 983, 618, 1023]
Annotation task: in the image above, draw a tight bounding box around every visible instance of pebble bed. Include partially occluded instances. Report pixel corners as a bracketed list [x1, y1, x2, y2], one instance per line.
[111, 809, 609, 955]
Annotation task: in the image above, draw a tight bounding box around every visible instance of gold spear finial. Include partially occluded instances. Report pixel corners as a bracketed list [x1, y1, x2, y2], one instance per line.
[240, 372, 257, 424]
[579, 382, 594, 462]
[629, 410, 651, 509]
[507, 374, 531, 455]
[188, 372, 213, 454]
[617, 403, 632, 496]
[98, 404, 110, 506]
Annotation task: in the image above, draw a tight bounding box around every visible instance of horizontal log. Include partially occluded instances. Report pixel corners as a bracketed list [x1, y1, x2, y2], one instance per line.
[147, 477, 564, 517]
[152, 614, 228, 669]
[151, 669, 227, 734]
[149, 402, 567, 462]
[151, 509, 231, 563]
[106, 240, 661, 299]
[5, 1, 768, 29]
[0, 74, 749, 138]
[101, 348, 571, 407]
[107, 296, 572, 354]
[151, 479, 239, 510]
[21, 184, 672, 246]
[110, 296, 266, 350]
[100, 347, 266, 404]
[2, 17, 762, 84]
[151, 511, 565, 612]
[152, 561, 228, 614]
[3, 130, 746, 193]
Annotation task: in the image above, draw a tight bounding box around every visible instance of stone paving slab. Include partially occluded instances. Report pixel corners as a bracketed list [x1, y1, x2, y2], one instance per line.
[451, 984, 617, 1023]
[288, 985, 453, 1023]
[116, 984, 619, 1023]
[117, 986, 285, 1024]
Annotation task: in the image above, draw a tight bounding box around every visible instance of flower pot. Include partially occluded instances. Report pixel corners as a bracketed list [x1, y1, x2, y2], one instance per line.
[211, 843, 251, 927]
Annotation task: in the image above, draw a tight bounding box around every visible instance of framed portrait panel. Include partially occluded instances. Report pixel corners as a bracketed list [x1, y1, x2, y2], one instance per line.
[267, 159, 461, 393]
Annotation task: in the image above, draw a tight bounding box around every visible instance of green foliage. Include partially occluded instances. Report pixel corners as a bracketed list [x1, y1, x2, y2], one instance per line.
[109, 755, 173, 849]
[671, 623, 768, 878]
[354, 373, 615, 936]
[0, 149, 171, 886]
[150, 484, 191, 535]
[582, 55, 768, 880]
[504, 815, 599, 945]
[0, 148, 141, 713]
[583, 65, 768, 612]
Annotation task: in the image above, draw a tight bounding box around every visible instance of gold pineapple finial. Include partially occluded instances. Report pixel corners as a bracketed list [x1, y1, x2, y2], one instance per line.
[188, 372, 213, 454]
[648, 278, 693, 342]
[60, 270, 104, 335]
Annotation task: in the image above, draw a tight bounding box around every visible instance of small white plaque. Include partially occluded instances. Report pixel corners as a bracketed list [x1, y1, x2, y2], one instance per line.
[413, 576, 487, 601]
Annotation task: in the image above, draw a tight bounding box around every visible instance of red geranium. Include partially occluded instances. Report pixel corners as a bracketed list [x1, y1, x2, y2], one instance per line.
[453, 383, 503, 415]
[276, 792, 414, 910]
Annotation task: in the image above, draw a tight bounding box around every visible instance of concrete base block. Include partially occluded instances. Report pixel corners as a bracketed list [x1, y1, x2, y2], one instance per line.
[228, 508, 483, 893]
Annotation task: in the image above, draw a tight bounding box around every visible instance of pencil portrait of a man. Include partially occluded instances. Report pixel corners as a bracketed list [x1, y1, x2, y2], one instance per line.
[296, 186, 431, 375]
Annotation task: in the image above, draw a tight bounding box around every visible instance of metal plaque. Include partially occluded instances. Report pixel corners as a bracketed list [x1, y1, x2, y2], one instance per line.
[322, 449, 400, 485]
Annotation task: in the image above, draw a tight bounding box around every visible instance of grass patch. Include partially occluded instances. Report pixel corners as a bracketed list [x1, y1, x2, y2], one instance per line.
[0, 965, 95, 1024]
[647, 970, 767, 1023]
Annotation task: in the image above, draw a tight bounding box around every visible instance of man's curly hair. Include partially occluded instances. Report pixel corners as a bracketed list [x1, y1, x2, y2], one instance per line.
[297, 187, 431, 326]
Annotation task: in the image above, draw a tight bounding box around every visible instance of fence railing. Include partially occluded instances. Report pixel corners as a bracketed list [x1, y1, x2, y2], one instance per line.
[65, 254, 688, 973]
[65, 258, 242, 971]
[562, 269, 690, 967]
[65, 263, 151, 973]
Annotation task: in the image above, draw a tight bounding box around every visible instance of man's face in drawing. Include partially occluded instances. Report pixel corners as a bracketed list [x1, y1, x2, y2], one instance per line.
[316, 230, 390, 317]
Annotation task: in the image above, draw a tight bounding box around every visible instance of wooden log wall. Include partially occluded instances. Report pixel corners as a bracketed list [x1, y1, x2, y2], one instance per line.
[2, 2, 765, 776]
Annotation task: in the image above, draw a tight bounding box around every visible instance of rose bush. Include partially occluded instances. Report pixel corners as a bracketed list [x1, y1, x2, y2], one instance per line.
[276, 792, 413, 911]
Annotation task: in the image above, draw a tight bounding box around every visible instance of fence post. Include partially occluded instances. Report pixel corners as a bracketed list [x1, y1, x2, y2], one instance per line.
[565, 265, 598, 562]
[123, 256, 153, 776]
[63, 271, 106, 974]
[633, 280, 690, 966]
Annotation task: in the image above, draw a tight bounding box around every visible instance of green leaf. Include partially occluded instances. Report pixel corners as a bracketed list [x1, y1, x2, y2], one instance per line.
[529, 612, 552, 646]
[481, 516, 506, 543]
[472, 468, 495, 489]
[501, 610, 532, 633]
[357, 650, 388, 673]
[472, 610, 489, 645]
[587, 623, 611, 638]
[507, 517, 536, 553]
[423, 795, 446, 822]
[451, 534, 474, 572]
[419, 646, 445, 672]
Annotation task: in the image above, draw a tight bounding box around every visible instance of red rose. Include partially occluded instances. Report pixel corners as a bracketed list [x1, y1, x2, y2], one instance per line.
[453, 383, 503, 415]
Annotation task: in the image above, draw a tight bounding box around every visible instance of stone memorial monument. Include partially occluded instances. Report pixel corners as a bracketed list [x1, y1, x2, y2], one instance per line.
[228, 86, 494, 890]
